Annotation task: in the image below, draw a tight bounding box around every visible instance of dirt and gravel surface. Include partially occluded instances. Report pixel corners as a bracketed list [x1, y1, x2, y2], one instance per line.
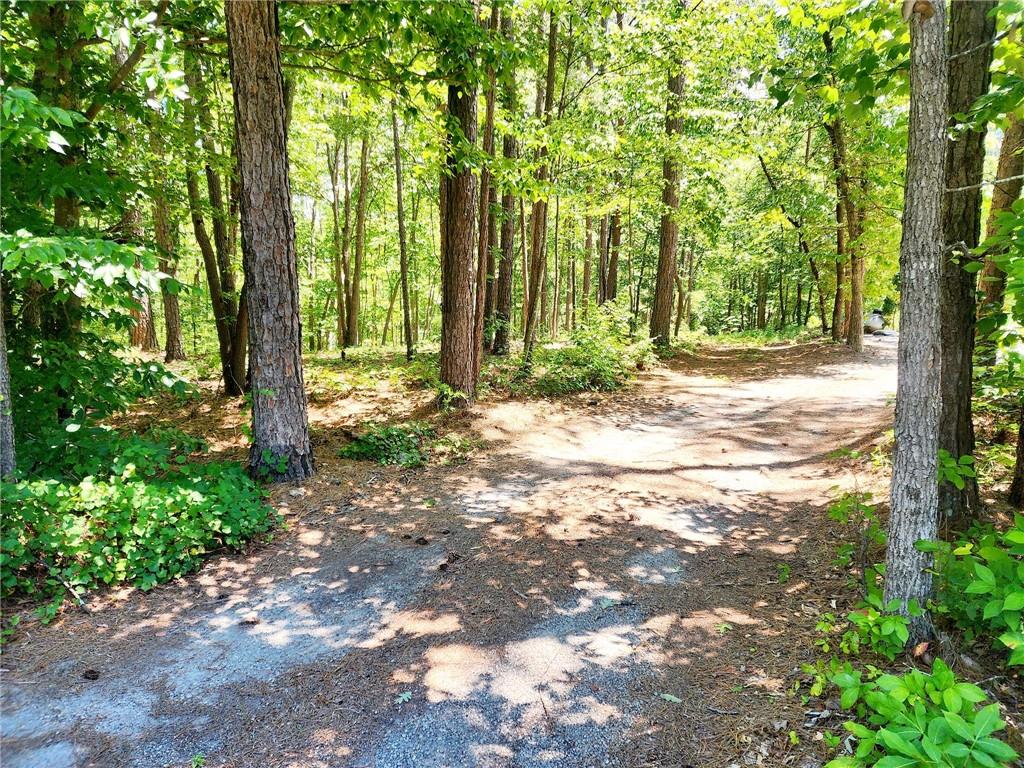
[1, 338, 898, 768]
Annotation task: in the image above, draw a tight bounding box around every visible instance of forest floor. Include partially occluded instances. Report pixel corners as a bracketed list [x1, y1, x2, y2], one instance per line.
[2, 337, 900, 768]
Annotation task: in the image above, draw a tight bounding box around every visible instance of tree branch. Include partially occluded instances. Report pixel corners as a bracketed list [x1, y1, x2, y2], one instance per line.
[946, 173, 1024, 193]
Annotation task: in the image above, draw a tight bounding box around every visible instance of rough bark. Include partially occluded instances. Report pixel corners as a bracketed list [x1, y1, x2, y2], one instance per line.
[522, 11, 558, 365]
[347, 134, 370, 347]
[391, 106, 414, 360]
[225, 0, 313, 480]
[884, 0, 947, 644]
[0, 291, 14, 478]
[474, 6, 499, 376]
[492, 12, 518, 359]
[439, 53, 479, 402]
[650, 70, 685, 345]
[1011, 403, 1024, 508]
[938, 0, 996, 520]
[978, 115, 1024, 319]
[824, 109, 863, 350]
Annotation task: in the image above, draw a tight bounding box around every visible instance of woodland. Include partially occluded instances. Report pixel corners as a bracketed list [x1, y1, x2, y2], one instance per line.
[2, 0, 1024, 766]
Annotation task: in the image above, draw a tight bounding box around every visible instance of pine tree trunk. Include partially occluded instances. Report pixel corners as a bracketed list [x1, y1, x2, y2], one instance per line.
[347, 134, 370, 347]
[651, 70, 684, 345]
[884, 0, 947, 643]
[439, 45, 479, 403]
[474, 7, 498, 374]
[225, 0, 313, 480]
[492, 12, 518, 358]
[1010, 403, 1024, 508]
[938, 0, 996, 521]
[522, 11, 558, 365]
[0, 291, 14, 478]
[391, 106, 414, 361]
[977, 115, 1024, 328]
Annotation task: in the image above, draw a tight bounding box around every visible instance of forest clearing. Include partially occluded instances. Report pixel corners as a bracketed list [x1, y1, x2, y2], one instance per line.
[2, 0, 1024, 767]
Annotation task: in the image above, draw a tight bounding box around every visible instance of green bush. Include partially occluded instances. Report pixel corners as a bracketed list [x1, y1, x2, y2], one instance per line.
[1, 429, 276, 618]
[534, 303, 652, 395]
[826, 659, 1017, 768]
[919, 515, 1024, 666]
[339, 423, 435, 468]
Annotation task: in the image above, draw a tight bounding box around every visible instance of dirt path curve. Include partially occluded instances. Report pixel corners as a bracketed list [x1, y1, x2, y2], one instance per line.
[2, 339, 897, 768]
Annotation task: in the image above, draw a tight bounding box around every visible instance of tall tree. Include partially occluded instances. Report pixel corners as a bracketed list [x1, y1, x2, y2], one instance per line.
[0, 292, 14, 478]
[884, 0, 947, 644]
[492, 9, 518, 357]
[438, 3, 479, 403]
[225, 0, 313, 480]
[474, 6, 499, 376]
[149, 122, 185, 362]
[938, 0, 997, 520]
[978, 115, 1024, 320]
[391, 105, 414, 361]
[347, 133, 370, 347]
[522, 11, 558, 365]
[650, 69, 685, 346]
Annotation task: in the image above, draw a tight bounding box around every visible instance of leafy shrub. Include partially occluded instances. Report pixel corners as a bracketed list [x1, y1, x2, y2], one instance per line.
[919, 516, 1024, 666]
[534, 303, 652, 395]
[339, 423, 435, 468]
[0, 429, 276, 618]
[826, 658, 1017, 768]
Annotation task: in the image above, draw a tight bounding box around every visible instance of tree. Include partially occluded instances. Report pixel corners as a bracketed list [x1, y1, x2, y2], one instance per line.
[884, 0, 947, 644]
[650, 69, 685, 346]
[0, 292, 14, 478]
[225, 0, 313, 480]
[347, 133, 370, 347]
[391, 105, 414, 361]
[522, 11, 558, 365]
[474, 6, 499, 375]
[438, 2, 479, 404]
[492, 9, 518, 357]
[978, 115, 1024, 318]
[938, 0, 997, 521]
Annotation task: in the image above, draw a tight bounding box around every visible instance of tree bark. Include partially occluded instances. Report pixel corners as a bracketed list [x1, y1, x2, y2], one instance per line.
[978, 115, 1024, 320]
[582, 214, 593, 320]
[492, 11, 518, 357]
[1010, 403, 1024, 508]
[825, 115, 863, 350]
[327, 142, 347, 352]
[522, 11, 558, 365]
[390, 107, 414, 361]
[651, 70, 685, 345]
[0, 290, 14, 478]
[347, 134, 370, 347]
[884, 0, 947, 644]
[439, 34, 479, 403]
[151, 165, 185, 362]
[938, 0, 996, 520]
[225, 0, 313, 480]
[474, 6, 499, 376]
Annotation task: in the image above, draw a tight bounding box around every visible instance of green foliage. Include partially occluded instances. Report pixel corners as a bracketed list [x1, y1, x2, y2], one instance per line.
[9, 334, 192, 454]
[826, 659, 1017, 768]
[814, 572, 915, 662]
[534, 304, 653, 396]
[339, 423, 435, 468]
[0, 429, 276, 617]
[937, 451, 977, 492]
[918, 516, 1024, 666]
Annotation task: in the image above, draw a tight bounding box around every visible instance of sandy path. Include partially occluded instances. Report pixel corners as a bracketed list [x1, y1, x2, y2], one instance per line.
[1, 338, 897, 768]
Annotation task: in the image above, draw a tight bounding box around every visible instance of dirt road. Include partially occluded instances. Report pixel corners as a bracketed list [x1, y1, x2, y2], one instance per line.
[2, 339, 897, 768]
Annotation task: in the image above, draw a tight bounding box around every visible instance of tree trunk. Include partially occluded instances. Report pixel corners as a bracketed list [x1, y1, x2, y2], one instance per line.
[439, 40, 479, 403]
[225, 0, 313, 480]
[474, 6, 499, 374]
[978, 115, 1024, 318]
[651, 70, 684, 345]
[831, 197, 847, 342]
[327, 142, 347, 352]
[1010, 403, 1024, 508]
[151, 165, 185, 362]
[492, 13, 518, 357]
[522, 11, 558, 365]
[826, 117, 863, 350]
[938, 0, 996, 520]
[347, 134, 370, 347]
[391, 106, 414, 361]
[582, 214, 593, 320]
[607, 212, 621, 302]
[0, 291, 14, 478]
[884, 0, 947, 644]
